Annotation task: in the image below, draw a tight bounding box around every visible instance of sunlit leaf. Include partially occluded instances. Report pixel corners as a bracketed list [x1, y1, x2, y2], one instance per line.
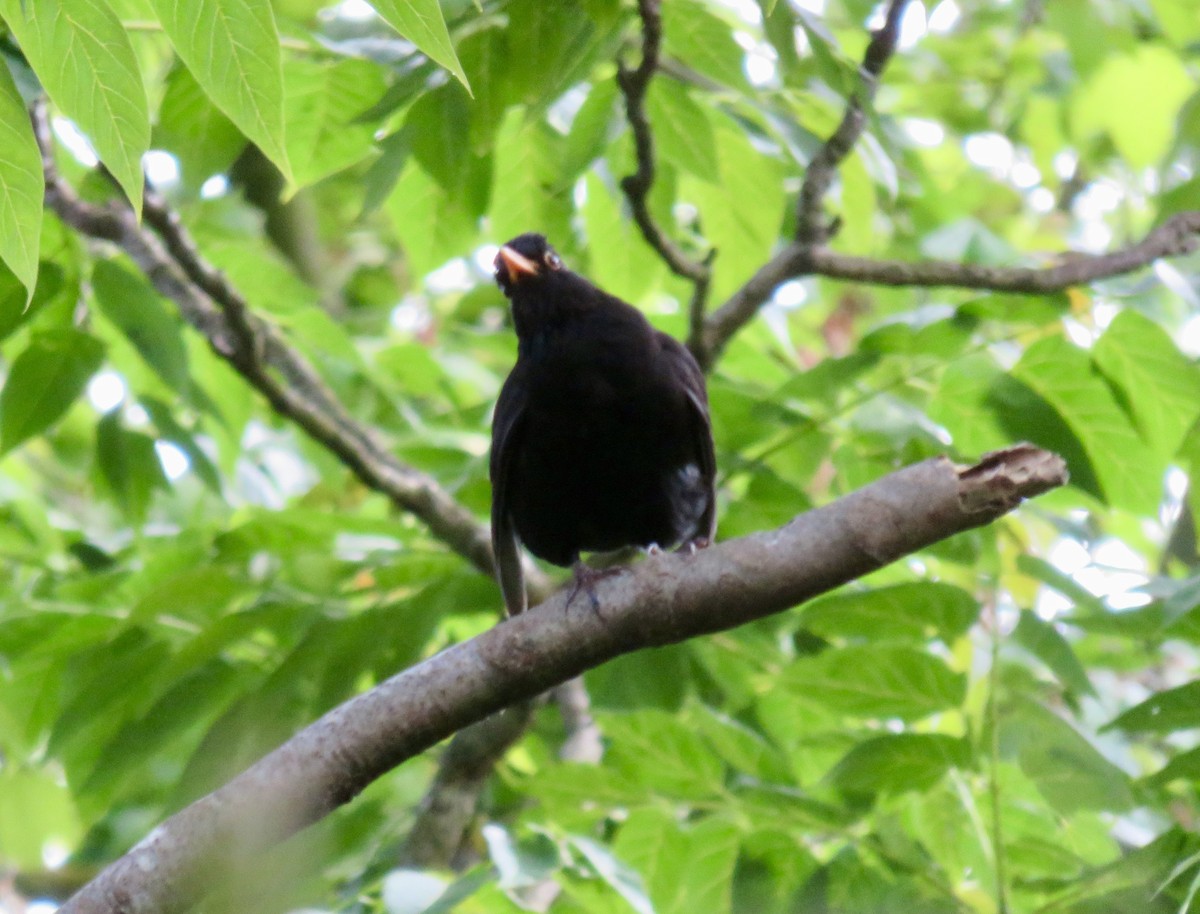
[829, 734, 972, 795]
[1010, 336, 1160, 514]
[0, 0, 149, 214]
[1092, 309, 1200, 459]
[0, 58, 42, 297]
[149, 0, 291, 180]
[783, 645, 966, 720]
[370, 0, 470, 93]
[0, 328, 105, 454]
[801, 582, 980, 644]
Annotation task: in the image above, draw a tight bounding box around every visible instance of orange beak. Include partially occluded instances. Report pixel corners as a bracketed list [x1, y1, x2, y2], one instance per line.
[495, 245, 540, 285]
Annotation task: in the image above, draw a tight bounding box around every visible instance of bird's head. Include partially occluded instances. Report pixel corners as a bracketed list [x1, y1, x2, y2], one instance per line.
[493, 233, 567, 298]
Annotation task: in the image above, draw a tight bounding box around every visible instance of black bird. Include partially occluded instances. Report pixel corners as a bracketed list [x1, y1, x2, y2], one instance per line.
[490, 233, 716, 614]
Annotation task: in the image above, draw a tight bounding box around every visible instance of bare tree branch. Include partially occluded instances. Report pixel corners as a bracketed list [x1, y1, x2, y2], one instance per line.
[617, 0, 713, 343]
[58, 444, 1067, 914]
[554, 676, 605, 763]
[399, 703, 536, 869]
[699, 211, 1200, 364]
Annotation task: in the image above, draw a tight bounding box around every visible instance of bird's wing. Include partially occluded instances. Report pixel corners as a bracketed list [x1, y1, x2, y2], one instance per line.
[491, 365, 529, 614]
[658, 333, 718, 541]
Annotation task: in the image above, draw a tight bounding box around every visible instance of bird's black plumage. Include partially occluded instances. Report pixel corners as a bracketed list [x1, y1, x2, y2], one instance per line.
[490, 233, 716, 614]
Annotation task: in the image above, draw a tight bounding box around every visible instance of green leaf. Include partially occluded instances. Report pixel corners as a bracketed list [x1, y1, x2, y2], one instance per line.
[149, 0, 291, 181]
[682, 121, 785, 301]
[1145, 745, 1200, 786]
[130, 566, 243, 623]
[569, 836, 655, 914]
[1151, 0, 1200, 47]
[141, 397, 222, 492]
[501, 0, 621, 110]
[645, 80, 718, 182]
[488, 109, 570, 247]
[1092, 309, 1200, 459]
[91, 259, 191, 394]
[782, 645, 966, 720]
[81, 659, 246, 804]
[0, 328, 105, 454]
[283, 58, 386, 189]
[1070, 44, 1193, 167]
[1010, 336, 1160, 514]
[405, 83, 489, 214]
[614, 808, 740, 914]
[386, 161, 477, 280]
[1006, 699, 1133, 814]
[0, 0, 149, 215]
[581, 170, 665, 302]
[829, 734, 972, 795]
[604, 710, 725, 798]
[370, 0, 471, 93]
[662, 0, 748, 91]
[692, 705, 791, 782]
[1012, 611, 1095, 697]
[96, 411, 168, 523]
[456, 25, 508, 152]
[0, 57, 42, 297]
[0, 260, 65, 343]
[1018, 553, 1108, 618]
[561, 79, 618, 181]
[0, 767, 82, 869]
[928, 353, 1009, 458]
[153, 63, 244, 187]
[1104, 681, 1200, 734]
[801, 582, 981, 643]
[587, 643, 691, 710]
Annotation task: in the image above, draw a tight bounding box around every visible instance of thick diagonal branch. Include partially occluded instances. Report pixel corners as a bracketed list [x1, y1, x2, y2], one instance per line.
[59, 444, 1068, 914]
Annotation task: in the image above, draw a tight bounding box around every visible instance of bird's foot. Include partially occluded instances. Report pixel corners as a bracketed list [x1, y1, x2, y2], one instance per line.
[645, 542, 664, 556]
[677, 536, 712, 556]
[565, 561, 625, 616]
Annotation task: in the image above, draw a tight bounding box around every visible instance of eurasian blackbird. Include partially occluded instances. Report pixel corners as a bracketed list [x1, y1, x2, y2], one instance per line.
[490, 233, 716, 615]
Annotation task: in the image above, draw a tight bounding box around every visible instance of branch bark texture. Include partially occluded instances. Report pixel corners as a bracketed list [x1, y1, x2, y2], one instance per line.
[61, 444, 1066, 914]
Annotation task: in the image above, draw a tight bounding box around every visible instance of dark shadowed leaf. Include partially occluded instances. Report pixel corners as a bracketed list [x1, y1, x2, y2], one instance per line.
[0, 328, 105, 454]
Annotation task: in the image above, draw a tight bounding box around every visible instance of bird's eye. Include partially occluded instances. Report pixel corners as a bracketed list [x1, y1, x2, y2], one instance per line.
[544, 251, 563, 270]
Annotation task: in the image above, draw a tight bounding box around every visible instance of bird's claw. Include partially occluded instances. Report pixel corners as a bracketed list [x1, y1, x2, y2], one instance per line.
[678, 536, 711, 556]
[566, 562, 625, 617]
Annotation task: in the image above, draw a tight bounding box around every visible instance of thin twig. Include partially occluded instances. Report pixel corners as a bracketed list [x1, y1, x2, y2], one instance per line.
[794, 0, 910, 246]
[399, 703, 536, 869]
[617, 0, 713, 342]
[699, 212, 1200, 362]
